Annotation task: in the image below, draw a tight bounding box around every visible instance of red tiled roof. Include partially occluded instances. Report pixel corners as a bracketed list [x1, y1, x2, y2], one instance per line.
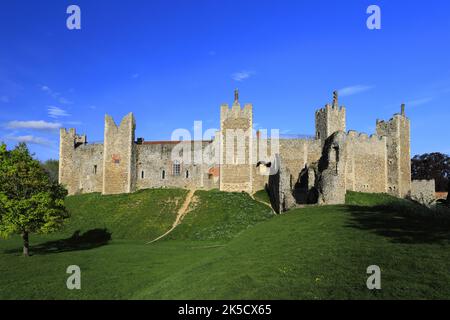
[141, 140, 212, 145]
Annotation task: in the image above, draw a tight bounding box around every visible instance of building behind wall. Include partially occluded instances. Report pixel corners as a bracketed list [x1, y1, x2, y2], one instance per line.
[59, 90, 412, 205]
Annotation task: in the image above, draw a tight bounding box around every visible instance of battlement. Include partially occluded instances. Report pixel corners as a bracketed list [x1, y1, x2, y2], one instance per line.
[315, 104, 346, 117]
[347, 130, 386, 143]
[220, 103, 252, 120]
[60, 128, 87, 148]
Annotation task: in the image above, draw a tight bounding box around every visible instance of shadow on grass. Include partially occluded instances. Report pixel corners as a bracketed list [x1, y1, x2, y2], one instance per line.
[4, 229, 112, 255]
[345, 203, 450, 244]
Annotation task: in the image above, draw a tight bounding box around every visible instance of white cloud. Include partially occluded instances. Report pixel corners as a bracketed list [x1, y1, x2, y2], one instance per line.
[58, 97, 73, 104]
[339, 85, 374, 97]
[65, 121, 82, 126]
[5, 120, 62, 131]
[1, 95, 9, 103]
[48, 106, 70, 118]
[132, 73, 140, 79]
[232, 71, 253, 82]
[6, 135, 52, 146]
[406, 97, 433, 107]
[41, 85, 73, 104]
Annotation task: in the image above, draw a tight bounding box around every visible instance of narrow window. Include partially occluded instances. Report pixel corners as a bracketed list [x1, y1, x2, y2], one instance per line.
[173, 161, 181, 176]
[185, 170, 189, 179]
[162, 170, 166, 180]
[93, 165, 97, 175]
[141, 171, 145, 179]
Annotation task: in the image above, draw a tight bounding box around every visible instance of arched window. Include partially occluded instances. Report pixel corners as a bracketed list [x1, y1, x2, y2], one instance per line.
[93, 165, 97, 175]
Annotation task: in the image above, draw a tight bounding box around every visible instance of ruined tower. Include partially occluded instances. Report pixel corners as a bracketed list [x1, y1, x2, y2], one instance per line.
[219, 89, 254, 193]
[315, 91, 346, 144]
[376, 104, 411, 198]
[59, 128, 86, 194]
[102, 113, 137, 195]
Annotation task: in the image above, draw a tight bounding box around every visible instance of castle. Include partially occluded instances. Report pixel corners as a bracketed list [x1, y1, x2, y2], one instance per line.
[59, 90, 412, 210]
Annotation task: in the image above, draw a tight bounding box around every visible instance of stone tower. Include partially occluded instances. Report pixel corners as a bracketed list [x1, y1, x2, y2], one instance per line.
[102, 113, 137, 195]
[376, 104, 411, 198]
[315, 91, 346, 144]
[59, 128, 86, 194]
[219, 89, 254, 193]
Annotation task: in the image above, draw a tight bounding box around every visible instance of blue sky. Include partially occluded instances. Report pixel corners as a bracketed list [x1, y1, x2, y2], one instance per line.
[1, 0, 449, 160]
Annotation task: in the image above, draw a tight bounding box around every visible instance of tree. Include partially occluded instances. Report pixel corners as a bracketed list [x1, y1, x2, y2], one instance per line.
[41, 159, 59, 184]
[0, 143, 68, 256]
[411, 153, 450, 192]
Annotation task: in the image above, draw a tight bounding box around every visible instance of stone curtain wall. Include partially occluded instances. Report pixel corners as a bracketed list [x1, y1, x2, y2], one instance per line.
[345, 131, 388, 193]
[135, 141, 218, 190]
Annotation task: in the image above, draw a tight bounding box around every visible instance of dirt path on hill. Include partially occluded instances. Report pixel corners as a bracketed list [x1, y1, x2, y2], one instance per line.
[147, 189, 196, 244]
[250, 193, 276, 214]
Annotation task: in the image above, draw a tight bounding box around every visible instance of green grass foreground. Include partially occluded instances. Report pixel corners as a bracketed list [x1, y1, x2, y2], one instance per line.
[1, 189, 450, 299]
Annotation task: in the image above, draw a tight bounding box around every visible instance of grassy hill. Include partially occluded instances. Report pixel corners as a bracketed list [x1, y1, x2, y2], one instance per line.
[1, 189, 450, 299]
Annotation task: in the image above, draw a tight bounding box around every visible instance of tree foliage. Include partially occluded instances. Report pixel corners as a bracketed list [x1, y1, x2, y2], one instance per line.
[411, 153, 450, 192]
[41, 159, 59, 184]
[0, 143, 68, 256]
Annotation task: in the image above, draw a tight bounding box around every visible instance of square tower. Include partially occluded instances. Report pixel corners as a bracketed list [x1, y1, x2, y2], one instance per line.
[315, 91, 346, 144]
[376, 104, 411, 198]
[219, 89, 254, 193]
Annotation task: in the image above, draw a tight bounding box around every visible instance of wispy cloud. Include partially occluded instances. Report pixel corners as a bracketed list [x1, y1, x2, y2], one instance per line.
[208, 50, 216, 56]
[1, 95, 9, 103]
[405, 97, 433, 107]
[41, 85, 73, 104]
[131, 73, 140, 79]
[339, 85, 374, 97]
[5, 135, 52, 146]
[48, 106, 70, 118]
[5, 120, 62, 131]
[232, 70, 253, 82]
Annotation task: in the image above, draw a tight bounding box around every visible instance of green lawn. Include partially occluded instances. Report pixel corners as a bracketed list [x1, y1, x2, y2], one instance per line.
[1, 189, 450, 299]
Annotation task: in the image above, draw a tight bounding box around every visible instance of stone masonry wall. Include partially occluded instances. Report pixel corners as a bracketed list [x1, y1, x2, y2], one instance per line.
[411, 179, 436, 205]
[102, 113, 136, 195]
[345, 131, 388, 193]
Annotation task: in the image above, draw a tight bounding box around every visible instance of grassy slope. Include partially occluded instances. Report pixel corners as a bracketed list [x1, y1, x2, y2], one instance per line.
[1, 189, 450, 299]
[168, 190, 273, 241]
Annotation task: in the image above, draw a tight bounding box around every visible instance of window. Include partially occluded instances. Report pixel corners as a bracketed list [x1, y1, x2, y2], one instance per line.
[141, 171, 145, 179]
[93, 165, 97, 175]
[162, 170, 166, 180]
[173, 161, 181, 176]
[185, 170, 189, 179]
